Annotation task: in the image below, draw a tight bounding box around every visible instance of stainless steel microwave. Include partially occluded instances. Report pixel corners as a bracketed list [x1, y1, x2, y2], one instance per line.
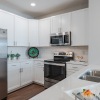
[50, 32, 71, 46]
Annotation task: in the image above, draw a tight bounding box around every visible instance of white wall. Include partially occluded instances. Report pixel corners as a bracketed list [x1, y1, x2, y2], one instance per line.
[36, 3, 88, 19]
[89, 0, 100, 65]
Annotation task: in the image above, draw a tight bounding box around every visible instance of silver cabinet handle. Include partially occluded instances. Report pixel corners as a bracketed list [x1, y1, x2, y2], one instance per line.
[21, 68, 23, 72]
[14, 41, 15, 46]
[12, 65, 16, 66]
[16, 42, 17, 46]
[28, 42, 30, 46]
[60, 28, 62, 32]
[43, 67, 44, 71]
[19, 68, 21, 73]
[26, 63, 29, 64]
[20, 68, 23, 72]
[72, 67, 78, 69]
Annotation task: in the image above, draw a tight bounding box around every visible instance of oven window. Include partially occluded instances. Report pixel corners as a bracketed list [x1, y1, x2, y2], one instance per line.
[44, 64, 66, 81]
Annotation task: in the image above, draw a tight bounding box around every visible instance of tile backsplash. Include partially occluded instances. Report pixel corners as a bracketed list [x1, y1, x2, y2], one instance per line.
[8, 46, 88, 62]
[38, 46, 88, 62]
[8, 47, 29, 59]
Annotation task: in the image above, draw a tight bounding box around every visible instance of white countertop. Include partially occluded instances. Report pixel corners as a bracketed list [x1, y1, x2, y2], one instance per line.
[66, 60, 88, 65]
[29, 64, 100, 100]
[7, 58, 47, 63]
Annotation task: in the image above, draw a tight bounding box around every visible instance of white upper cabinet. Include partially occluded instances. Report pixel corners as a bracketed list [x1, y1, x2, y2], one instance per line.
[29, 19, 39, 47]
[51, 13, 71, 33]
[0, 10, 15, 46]
[51, 15, 61, 33]
[39, 18, 51, 46]
[15, 16, 29, 46]
[61, 13, 71, 32]
[71, 8, 88, 46]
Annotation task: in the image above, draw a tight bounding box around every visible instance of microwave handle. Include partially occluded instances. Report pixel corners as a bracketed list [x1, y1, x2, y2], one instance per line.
[64, 31, 71, 45]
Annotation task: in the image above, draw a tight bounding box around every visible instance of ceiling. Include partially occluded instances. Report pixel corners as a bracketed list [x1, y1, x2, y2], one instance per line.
[0, 0, 88, 18]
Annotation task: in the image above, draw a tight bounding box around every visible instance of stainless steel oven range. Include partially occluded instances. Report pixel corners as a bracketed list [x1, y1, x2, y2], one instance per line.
[44, 52, 73, 88]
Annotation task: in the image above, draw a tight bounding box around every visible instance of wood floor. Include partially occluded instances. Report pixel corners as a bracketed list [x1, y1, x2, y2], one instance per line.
[7, 84, 45, 100]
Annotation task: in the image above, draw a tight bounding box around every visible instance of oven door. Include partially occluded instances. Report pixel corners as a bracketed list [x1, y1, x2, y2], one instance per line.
[44, 62, 66, 82]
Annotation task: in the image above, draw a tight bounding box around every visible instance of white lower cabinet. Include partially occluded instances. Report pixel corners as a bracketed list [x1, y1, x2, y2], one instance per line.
[35, 66, 44, 84]
[33, 60, 44, 85]
[8, 61, 33, 92]
[8, 63, 21, 92]
[20, 61, 33, 86]
[66, 62, 87, 77]
[8, 60, 44, 92]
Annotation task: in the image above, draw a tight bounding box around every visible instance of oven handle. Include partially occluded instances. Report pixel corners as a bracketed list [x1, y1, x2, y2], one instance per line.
[44, 62, 65, 67]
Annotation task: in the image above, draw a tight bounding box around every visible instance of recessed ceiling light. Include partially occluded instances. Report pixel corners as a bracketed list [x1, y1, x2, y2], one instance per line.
[31, 3, 36, 7]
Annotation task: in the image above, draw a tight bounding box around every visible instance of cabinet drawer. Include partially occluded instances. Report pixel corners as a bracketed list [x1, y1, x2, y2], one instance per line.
[8, 63, 20, 71]
[34, 61, 44, 66]
[67, 64, 84, 70]
[67, 69, 78, 72]
[67, 70, 77, 76]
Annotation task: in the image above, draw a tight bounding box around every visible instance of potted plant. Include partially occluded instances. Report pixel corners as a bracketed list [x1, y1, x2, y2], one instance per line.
[7, 54, 10, 60]
[15, 53, 20, 60]
[10, 54, 15, 60]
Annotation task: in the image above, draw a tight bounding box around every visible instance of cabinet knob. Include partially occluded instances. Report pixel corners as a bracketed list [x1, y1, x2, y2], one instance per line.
[72, 67, 78, 69]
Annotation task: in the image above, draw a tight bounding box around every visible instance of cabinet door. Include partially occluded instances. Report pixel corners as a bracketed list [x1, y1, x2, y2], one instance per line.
[39, 18, 51, 46]
[71, 8, 88, 46]
[29, 20, 39, 46]
[32, 62, 36, 82]
[15, 16, 28, 46]
[61, 13, 71, 32]
[8, 63, 20, 92]
[51, 15, 61, 33]
[0, 10, 15, 46]
[35, 66, 44, 85]
[20, 61, 32, 86]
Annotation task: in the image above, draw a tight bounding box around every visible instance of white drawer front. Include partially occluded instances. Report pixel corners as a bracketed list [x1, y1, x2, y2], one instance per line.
[67, 64, 84, 70]
[34, 61, 44, 66]
[67, 70, 78, 77]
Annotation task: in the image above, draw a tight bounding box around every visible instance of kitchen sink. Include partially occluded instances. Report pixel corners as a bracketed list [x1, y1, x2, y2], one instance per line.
[79, 70, 100, 82]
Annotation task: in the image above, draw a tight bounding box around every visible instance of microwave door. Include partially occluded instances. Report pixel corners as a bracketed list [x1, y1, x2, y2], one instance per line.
[51, 38, 59, 45]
